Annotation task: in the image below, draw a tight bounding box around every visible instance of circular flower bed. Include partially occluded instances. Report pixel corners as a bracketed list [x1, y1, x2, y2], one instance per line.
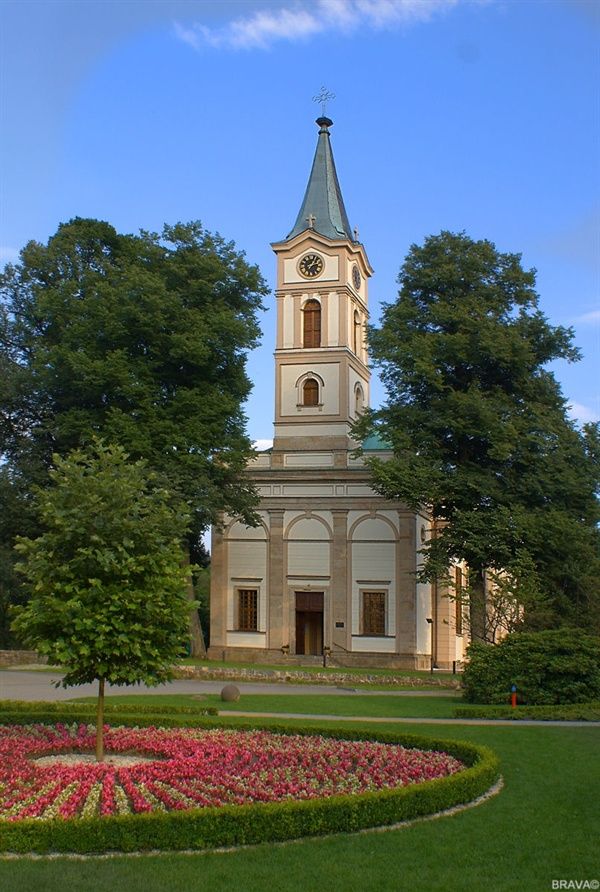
[0, 723, 464, 821]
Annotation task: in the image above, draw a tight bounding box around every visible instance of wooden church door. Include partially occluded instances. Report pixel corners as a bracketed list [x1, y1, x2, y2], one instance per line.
[295, 592, 324, 655]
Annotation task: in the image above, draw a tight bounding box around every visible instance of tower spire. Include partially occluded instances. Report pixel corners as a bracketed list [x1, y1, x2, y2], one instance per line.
[286, 116, 355, 242]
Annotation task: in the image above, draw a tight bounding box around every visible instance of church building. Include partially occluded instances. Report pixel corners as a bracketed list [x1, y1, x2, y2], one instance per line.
[209, 115, 468, 669]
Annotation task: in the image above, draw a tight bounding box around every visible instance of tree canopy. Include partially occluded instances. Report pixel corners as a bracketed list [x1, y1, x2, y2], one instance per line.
[0, 218, 268, 646]
[355, 231, 600, 635]
[12, 441, 193, 759]
[0, 217, 267, 536]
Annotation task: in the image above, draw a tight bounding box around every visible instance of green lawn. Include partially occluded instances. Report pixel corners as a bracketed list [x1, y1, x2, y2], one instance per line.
[70, 692, 461, 718]
[0, 718, 597, 892]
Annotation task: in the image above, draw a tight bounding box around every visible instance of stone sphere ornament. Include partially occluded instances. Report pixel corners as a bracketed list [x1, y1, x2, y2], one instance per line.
[221, 684, 241, 702]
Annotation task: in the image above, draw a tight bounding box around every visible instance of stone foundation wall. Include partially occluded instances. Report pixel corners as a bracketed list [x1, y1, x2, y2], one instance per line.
[206, 645, 432, 672]
[435, 659, 465, 672]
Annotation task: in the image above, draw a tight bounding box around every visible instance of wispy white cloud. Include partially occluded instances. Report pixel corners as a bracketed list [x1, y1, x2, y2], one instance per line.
[576, 308, 600, 324]
[174, 0, 463, 52]
[567, 401, 599, 425]
[253, 438, 273, 451]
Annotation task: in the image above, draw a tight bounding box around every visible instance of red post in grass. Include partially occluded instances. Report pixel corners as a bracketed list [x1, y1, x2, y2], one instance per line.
[511, 684, 517, 709]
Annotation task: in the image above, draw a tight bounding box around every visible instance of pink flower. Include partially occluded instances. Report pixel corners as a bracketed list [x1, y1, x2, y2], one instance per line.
[0, 725, 464, 821]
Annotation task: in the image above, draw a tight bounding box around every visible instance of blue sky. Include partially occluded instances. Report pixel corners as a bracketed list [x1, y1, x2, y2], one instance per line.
[1, 0, 598, 447]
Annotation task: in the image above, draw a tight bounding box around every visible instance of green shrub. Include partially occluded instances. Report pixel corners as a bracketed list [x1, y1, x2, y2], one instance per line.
[0, 715, 500, 854]
[462, 629, 600, 705]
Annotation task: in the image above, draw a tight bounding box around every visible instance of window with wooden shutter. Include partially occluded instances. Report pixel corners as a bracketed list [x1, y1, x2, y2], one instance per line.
[237, 589, 258, 631]
[303, 300, 321, 348]
[362, 591, 386, 636]
[303, 378, 319, 406]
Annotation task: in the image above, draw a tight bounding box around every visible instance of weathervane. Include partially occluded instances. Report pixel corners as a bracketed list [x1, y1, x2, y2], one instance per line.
[313, 86, 336, 116]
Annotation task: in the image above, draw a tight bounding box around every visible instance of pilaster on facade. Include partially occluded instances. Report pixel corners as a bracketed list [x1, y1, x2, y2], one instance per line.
[266, 509, 285, 650]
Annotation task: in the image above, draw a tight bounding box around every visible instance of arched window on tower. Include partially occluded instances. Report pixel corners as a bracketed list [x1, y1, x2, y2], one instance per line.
[303, 299, 321, 348]
[354, 383, 365, 415]
[353, 310, 361, 355]
[302, 378, 319, 406]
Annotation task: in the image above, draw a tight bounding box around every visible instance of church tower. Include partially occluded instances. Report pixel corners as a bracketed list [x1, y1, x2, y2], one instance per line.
[270, 116, 373, 456]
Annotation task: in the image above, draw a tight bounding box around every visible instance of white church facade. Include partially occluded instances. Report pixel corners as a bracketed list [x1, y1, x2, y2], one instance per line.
[209, 115, 468, 669]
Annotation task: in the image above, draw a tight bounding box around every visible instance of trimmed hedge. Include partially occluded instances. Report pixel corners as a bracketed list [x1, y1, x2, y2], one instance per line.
[462, 630, 600, 705]
[454, 702, 600, 721]
[0, 699, 218, 716]
[0, 710, 500, 854]
[0, 699, 217, 728]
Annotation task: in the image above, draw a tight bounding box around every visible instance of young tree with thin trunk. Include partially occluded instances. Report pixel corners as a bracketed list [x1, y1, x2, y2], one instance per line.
[11, 442, 192, 761]
[355, 231, 600, 637]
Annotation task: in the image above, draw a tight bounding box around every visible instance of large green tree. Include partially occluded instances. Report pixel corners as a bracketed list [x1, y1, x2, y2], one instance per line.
[355, 231, 600, 637]
[0, 218, 267, 649]
[12, 442, 192, 760]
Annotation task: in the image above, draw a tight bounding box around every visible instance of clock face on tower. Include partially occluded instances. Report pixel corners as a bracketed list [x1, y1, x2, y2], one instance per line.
[352, 265, 361, 289]
[298, 252, 324, 278]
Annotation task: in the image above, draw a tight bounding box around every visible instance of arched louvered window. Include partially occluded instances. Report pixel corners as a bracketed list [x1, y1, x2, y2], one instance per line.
[303, 299, 321, 348]
[303, 378, 319, 406]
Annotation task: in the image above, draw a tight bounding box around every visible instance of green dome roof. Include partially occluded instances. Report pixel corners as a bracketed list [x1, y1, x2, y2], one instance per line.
[362, 433, 392, 451]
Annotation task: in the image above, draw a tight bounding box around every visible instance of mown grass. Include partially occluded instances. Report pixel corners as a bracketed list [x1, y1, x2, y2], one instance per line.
[70, 692, 461, 719]
[0, 718, 597, 892]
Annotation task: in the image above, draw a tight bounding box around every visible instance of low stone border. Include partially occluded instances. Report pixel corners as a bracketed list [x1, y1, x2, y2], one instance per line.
[0, 654, 460, 687]
[172, 664, 461, 689]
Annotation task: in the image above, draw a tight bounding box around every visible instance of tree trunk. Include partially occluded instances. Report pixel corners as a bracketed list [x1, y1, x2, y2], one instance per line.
[183, 546, 207, 658]
[96, 677, 105, 762]
[469, 568, 487, 643]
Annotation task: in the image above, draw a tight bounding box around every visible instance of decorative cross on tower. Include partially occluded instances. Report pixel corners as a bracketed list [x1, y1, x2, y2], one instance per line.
[306, 213, 316, 229]
[312, 86, 335, 116]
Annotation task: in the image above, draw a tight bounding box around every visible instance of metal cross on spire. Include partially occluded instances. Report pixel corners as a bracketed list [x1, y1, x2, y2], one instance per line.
[312, 86, 336, 116]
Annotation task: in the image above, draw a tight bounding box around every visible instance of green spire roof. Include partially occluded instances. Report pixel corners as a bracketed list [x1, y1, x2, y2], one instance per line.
[287, 117, 355, 242]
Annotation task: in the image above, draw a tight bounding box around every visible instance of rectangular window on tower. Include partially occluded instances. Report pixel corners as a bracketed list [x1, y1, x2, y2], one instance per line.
[455, 568, 463, 636]
[362, 591, 386, 636]
[303, 300, 321, 348]
[237, 589, 259, 631]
